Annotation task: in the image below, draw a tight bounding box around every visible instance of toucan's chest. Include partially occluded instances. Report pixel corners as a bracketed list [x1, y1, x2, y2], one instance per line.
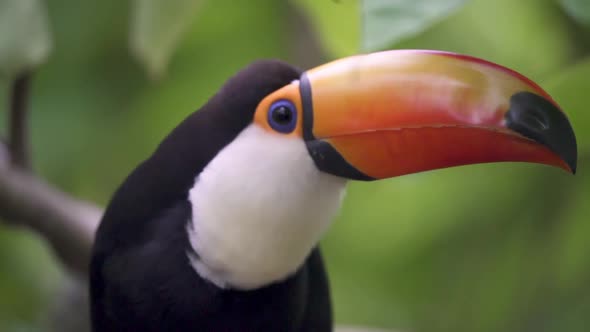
[91, 200, 331, 332]
[186, 125, 346, 289]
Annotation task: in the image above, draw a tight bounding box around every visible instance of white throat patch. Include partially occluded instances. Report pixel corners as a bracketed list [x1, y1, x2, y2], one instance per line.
[187, 125, 347, 290]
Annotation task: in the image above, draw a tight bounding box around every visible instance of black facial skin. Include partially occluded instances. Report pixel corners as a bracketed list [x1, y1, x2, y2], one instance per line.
[299, 73, 374, 181]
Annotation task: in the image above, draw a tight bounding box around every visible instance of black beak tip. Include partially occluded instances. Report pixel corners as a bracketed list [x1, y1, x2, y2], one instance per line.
[506, 91, 578, 174]
[571, 162, 577, 175]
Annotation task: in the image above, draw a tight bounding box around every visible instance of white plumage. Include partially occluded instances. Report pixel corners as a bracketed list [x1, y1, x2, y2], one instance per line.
[187, 124, 347, 290]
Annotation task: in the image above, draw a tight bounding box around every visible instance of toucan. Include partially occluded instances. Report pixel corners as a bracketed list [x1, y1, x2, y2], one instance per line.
[89, 50, 577, 332]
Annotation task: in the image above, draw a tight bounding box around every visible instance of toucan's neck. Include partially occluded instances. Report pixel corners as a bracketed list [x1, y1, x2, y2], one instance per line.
[186, 125, 347, 290]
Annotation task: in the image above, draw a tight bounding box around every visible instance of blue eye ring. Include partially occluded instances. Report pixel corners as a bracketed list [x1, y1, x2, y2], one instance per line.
[267, 99, 297, 134]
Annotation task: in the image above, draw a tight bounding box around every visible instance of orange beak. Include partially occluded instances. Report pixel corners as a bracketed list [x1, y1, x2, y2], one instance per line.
[298, 50, 577, 180]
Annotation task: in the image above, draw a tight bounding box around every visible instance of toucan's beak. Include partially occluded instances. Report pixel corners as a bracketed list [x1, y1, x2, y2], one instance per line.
[298, 50, 577, 180]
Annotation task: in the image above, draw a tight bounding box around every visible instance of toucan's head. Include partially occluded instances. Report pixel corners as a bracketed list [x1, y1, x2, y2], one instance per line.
[162, 50, 577, 290]
[249, 50, 576, 179]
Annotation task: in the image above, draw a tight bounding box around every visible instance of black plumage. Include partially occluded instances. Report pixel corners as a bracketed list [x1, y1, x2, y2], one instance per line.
[90, 60, 332, 331]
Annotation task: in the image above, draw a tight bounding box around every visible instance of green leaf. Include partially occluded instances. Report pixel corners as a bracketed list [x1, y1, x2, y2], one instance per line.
[291, 0, 360, 58]
[130, 0, 202, 79]
[543, 56, 590, 152]
[393, 0, 576, 80]
[362, 0, 468, 51]
[559, 0, 590, 25]
[0, 0, 52, 76]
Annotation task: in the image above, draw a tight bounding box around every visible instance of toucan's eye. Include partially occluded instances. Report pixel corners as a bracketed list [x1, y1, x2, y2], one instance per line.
[268, 100, 297, 133]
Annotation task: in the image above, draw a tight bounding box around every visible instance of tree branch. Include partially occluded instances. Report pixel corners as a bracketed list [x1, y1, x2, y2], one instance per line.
[48, 275, 91, 332]
[0, 138, 8, 165]
[8, 71, 32, 169]
[0, 150, 101, 275]
[1, 71, 100, 276]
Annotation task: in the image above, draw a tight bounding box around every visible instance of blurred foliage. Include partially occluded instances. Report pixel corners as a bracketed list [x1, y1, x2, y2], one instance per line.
[0, 0, 51, 76]
[560, 0, 590, 25]
[293, 0, 360, 56]
[361, 0, 468, 51]
[0, 0, 589, 331]
[0, 228, 60, 332]
[130, 0, 203, 78]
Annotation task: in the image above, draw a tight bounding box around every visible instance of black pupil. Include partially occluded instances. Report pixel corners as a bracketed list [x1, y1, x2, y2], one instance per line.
[272, 106, 292, 124]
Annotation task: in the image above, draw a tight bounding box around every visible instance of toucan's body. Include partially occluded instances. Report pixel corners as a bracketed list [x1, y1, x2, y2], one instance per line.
[92, 202, 330, 331]
[90, 51, 577, 332]
[90, 63, 332, 331]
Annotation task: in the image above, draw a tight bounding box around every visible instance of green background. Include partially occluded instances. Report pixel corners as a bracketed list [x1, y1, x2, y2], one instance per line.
[1, 0, 589, 331]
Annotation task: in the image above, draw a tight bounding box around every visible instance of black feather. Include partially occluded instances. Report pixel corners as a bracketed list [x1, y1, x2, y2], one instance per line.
[90, 60, 332, 331]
